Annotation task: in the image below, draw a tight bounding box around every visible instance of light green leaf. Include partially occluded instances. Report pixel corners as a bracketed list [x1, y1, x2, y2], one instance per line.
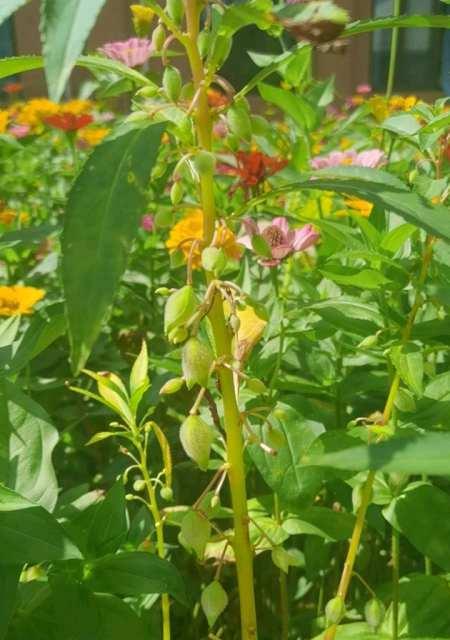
[258, 82, 317, 131]
[129, 341, 149, 396]
[40, 0, 108, 101]
[389, 343, 424, 396]
[62, 122, 164, 374]
[201, 581, 228, 628]
[382, 113, 421, 136]
[344, 14, 450, 37]
[283, 507, 355, 541]
[0, 0, 28, 25]
[320, 267, 391, 290]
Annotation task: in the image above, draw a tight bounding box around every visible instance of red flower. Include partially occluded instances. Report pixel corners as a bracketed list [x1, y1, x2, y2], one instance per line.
[3, 82, 23, 95]
[219, 151, 287, 193]
[45, 112, 93, 131]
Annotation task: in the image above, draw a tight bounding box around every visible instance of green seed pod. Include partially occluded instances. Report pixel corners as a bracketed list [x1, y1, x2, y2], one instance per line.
[246, 377, 267, 394]
[201, 581, 229, 628]
[164, 285, 197, 337]
[179, 509, 211, 558]
[154, 208, 174, 228]
[208, 34, 232, 70]
[170, 180, 184, 205]
[197, 31, 211, 59]
[194, 150, 216, 175]
[201, 246, 227, 274]
[364, 598, 385, 630]
[133, 479, 146, 492]
[160, 486, 173, 502]
[163, 65, 182, 103]
[159, 376, 185, 395]
[267, 427, 286, 450]
[152, 23, 166, 52]
[155, 287, 171, 296]
[182, 337, 214, 389]
[180, 415, 215, 471]
[136, 85, 159, 98]
[228, 101, 252, 141]
[325, 596, 345, 625]
[166, 0, 184, 24]
[168, 325, 188, 344]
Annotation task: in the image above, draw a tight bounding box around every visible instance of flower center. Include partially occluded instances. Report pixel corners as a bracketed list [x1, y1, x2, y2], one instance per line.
[262, 226, 284, 247]
[0, 297, 20, 312]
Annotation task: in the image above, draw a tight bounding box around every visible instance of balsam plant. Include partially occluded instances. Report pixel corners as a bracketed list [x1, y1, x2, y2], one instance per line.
[1, 1, 450, 640]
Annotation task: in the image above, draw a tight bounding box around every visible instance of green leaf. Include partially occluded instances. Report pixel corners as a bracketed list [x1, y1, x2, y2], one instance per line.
[87, 551, 188, 605]
[382, 113, 421, 136]
[320, 266, 391, 290]
[0, 0, 29, 25]
[389, 344, 423, 397]
[308, 432, 450, 476]
[40, 0, 108, 101]
[85, 482, 128, 558]
[6, 382, 59, 511]
[344, 14, 450, 37]
[258, 82, 317, 131]
[384, 484, 450, 571]
[283, 507, 355, 541]
[307, 296, 384, 336]
[201, 581, 228, 628]
[420, 111, 450, 134]
[62, 122, 164, 373]
[0, 380, 10, 485]
[0, 485, 81, 564]
[0, 564, 21, 640]
[0, 55, 45, 80]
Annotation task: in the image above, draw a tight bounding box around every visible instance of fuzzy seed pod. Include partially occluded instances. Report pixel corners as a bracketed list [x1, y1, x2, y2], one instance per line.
[194, 150, 216, 175]
[325, 596, 345, 625]
[180, 415, 215, 470]
[159, 377, 185, 395]
[160, 486, 174, 501]
[182, 337, 214, 389]
[364, 598, 385, 630]
[152, 23, 166, 52]
[163, 65, 182, 103]
[164, 285, 197, 338]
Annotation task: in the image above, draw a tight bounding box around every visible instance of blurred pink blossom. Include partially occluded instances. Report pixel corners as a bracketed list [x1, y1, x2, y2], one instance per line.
[239, 216, 319, 267]
[141, 214, 155, 232]
[356, 83, 372, 95]
[99, 38, 153, 67]
[311, 149, 385, 170]
[8, 124, 30, 139]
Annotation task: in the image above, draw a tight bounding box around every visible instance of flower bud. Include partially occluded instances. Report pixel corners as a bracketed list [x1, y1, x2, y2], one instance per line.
[166, 0, 184, 24]
[136, 85, 159, 98]
[246, 377, 267, 394]
[152, 23, 166, 51]
[210, 495, 220, 509]
[182, 337, 214, 389]
[160, 486, 174, 501]
[163, 65, 182, 103]
[164, 285, 197, 337]
[201, 581, 229, 628]
[201, 246, 227, 274]
[325, 596, 345, 625]
[194, 150, 216, 175]
[228, 101, 252, 141]
[133, 479, 146, 492]
[160, 376, 185, 395]
[170, 180, 184, 205]
[180, 415, 215, 471]
[358, 334, 379, 349]
[197, 32, 211, 59]
[364, 598, 385, 630]
[168, 325, 188, 344]
[155, 287, 171, 296]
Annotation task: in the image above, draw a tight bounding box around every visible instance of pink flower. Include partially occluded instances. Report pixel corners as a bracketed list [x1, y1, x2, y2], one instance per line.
[99, 38, 153, 67]
[141, 214, 155, 232]
[239, 216, 319, 267]
[8, 124, 30, 139]
[311, 149, 385, 170]
[356, 83, 372, 95]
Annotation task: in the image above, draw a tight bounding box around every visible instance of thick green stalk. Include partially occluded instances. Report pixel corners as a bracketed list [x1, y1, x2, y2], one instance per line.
[386, 0, 402, 99]
[183, 2, 258, 638]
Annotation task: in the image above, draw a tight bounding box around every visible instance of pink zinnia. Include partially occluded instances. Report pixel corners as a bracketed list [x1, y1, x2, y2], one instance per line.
[8, 124, 30, 139]
[356, 83, 372, 95]
[99, 38, 153, 68]
[311, 149, 385, 170]
[239, 216, 319, 267]
[141, 214, 155, 232]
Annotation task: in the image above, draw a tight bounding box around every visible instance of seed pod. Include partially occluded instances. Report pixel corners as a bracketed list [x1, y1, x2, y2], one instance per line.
[152, 23, 166, 52]
[179, 509, 210, 558]
[164, 285, 197, 337]
[180, 415, 215, 470]
[201, 581, 229, 628]
[182, 337, 214, 389]
[325, 596, 345, 625]
[246, 377, 267, 394]
[170, 180, 184, 205]
[159, 377, 185, 395]
[228, 101, 252, 141]
[160, 486, 174, 501]
[136, 85, 159, 98]
[208, 34, 232, 70]
[357, 334, 379, 349]
[166, 0, 184, 24]
[155, 287, 171, 296]
[364, 598, 385, 630]
[201, 246, 227, 274]
[133, 479, 146, 492]
[168, 325, 188, 344]
[197, 31, 211, 59]
[194, 150, 216, 175]
[163, 65, 182, 103]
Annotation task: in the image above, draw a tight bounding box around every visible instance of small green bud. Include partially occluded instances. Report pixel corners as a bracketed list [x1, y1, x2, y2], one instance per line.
[125, 493, 135, 501]
[152, 23, 166, 52]
[180, 415, 215, 471]
[155, 286, 171, 296]
[182, 337, 214, 389]
[163, 65, 182, 103]
[168, 326, 188, 344]
[160, 486, 173, 501]
[136, 85, 159, 98]
[358, 334, 379, 349]
[125, 110, 148, 123]
[170, 180, 184, 205]
[197, 31, 211, 59]
[228, 101, 252, 141]
[267, 427, 286, 450]
[325, 596, 345, 625]
[160, 377, 185, 395]
[154, 208, 174, 227]
[164, 285, 197, 337]
[364, 598, 385, 630]
[246, 377, 267, 394]
[201, 246, 227, 274]
[210, 494, 220, 509]
[166, 0, 184, 24]
[133, 479, 146, 492]
[194, 150, 216, 175]
[201, 581, 229, 628]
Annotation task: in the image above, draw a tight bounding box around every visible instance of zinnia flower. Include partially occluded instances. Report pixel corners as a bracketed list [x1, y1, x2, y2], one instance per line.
[0, 286, 45, 316]
[8, 124, 30, 139]
[45, 112, 93, 132]
[356, 83, 372, 95]
[311, 149, 385, 170]
[219, 151, 287, 194]
[130, 4, 154, 34]
[239, 216, 319, 267]
[15, 98, 59, 128]
[2, 82, 23, 95]
[166, 209, 242, 268]
[77, 126, 110, 146]
[141, 214, 155, 232]
[62, 99, 93, 115]
[99, 38, 153, 67]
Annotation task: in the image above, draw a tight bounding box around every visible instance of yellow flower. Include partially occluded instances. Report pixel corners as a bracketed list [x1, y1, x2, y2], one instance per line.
[0, 110, 9, 134]
[166, 209, 242, 268]
[0, 286, 45, 316]
[369, 96, 389, 122]
[19, 211, 30, 224]
[312, 142, 323, 155]
[339, 137, 352, 150]
[131, 4, 154, 34]
[16, 98, 59, 128]
[403, 95, 417, 111]
[234, 304, 267, 362]
[77, 127, 110, 146]
[0, 209, 16, 225]
[388, 95, 405, 110]
[345, 197, 373, 217]
[63, 99, 93, 115]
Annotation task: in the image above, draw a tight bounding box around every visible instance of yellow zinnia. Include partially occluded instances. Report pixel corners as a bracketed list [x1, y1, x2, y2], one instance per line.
[131, 4, 154, 34]
[16, 98, 59, 128]
[0, 286, 45, 316]
[77, 127, 110, 146]
[345, 197, 374, 217]
[63, 99, 93, 115]
[166, 209, 242, 268]
[0, 110, 9, 134]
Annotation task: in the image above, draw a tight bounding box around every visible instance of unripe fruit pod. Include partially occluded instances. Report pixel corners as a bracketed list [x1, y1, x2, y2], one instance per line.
[133, 479, 146, 492]
[182, 337, 214, 389]
[155, 287, 171, 296]
[201, 581, 229, 628]
[164, 285, 197, 336]
[166, 0, 184, 24]
[152, 23, 166, 51]
[246, 377, 267, 394]
[201, 246, 227, 274]
[163, 65, 182, 103]
[160, 486, 173, 501]
[197, 31, 211, 59]
[194, 150, 216, 175]
[180, 415, 215, 471]
[160, 376, 185, 395]
[168, 325, 188, 344]
[325, 596, 345, 625]
[364, 598, 385, 630]
[228, 101, 252, 141]
[170, 180, 184, 205]
[208, 34, 232, 69]
[136, 85, 159, 98]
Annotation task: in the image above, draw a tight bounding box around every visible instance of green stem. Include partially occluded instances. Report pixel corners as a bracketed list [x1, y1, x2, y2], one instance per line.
[274, 494, 289, 640]
[183, 2, 258, 638]
[385, 0, 402, 99]
[391, 527, 400, 640]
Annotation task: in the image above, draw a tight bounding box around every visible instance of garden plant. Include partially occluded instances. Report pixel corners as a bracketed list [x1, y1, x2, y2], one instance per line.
[1, 0, 450, 639]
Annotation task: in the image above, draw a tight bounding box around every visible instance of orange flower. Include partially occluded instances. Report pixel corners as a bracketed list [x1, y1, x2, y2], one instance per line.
[345, 197, 373, 217]
[207, 88, 229, 109]
[0, 210, 17, 225]
[77, 127, 110, 146]
[0, 286, 45, 316]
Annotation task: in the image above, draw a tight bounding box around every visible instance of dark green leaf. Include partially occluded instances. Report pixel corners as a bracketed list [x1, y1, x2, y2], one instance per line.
[283, 506, 355, 541]
[85, 482, 128, 558]
[0, 564, 21, 640]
